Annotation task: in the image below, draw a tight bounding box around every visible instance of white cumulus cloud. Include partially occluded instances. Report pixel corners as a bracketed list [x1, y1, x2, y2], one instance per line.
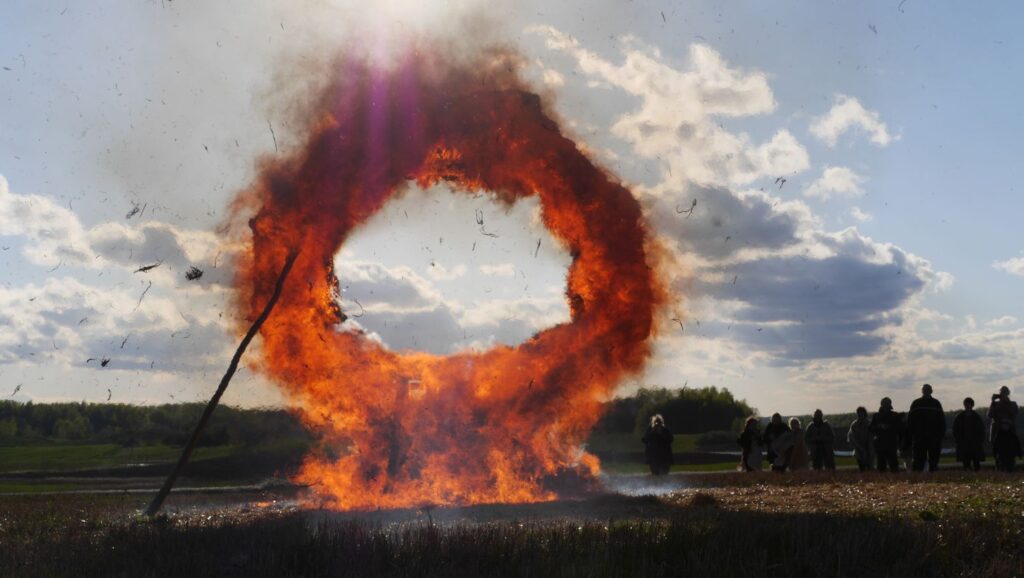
[810, 94, 893, 147]
[532, 27, 951, 365]
[993, 255, 1024, 277]
[804, 166, 866, 200]
[0, 175, 231, 288]
[530, 26, 809, 188]
[987, 316, 1019, 328]
[850, 207, 873, 222]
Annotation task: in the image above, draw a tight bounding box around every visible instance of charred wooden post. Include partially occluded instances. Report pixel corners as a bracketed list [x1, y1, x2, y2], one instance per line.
[144, 249, 299, 516]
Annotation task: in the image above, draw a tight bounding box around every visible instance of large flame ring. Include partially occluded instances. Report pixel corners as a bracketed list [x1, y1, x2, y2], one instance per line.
[234, 54, 664, 509]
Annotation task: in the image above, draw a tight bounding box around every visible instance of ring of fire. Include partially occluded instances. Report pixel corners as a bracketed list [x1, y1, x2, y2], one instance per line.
[233, 51, 665, 510]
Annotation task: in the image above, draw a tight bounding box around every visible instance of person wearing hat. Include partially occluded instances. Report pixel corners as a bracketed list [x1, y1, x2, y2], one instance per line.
[907, 383, 946, 472]
[988, 386, 1021, 472]
[868, 397, 905, 472]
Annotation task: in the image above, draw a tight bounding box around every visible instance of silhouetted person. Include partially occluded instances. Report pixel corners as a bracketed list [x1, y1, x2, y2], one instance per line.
[789, 418, 810, 471]
[737, 416, 763, 472]
[642, 414, 674, 476]
[907, 383, 946, 472]
[869, 397, 904, 472]
[989, 386, 1021, 472]
[761, 413, 789, 466]
[847, 406, 874, 472]
[772, 417, 809, 471]
[805, 409, 836, 470]
[953, 397, 986, 471]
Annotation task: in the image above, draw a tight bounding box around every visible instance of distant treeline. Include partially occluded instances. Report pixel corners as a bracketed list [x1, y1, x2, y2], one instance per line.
[595, 386, 755, 435]
[9, 391, 1013, 450]
[2, 388, 754, 447]
[0, 401, 311, 447]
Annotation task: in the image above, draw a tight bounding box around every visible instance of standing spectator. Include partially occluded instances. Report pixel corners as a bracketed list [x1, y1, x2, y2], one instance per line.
[761, 413, 790, 466]
[847, 407, 874, 472]
[642, 414, 674, 476]
[772, 417, 809, 471]
[989, 386, 1021, 472]
[789, 418, 810, 471]
[953, 397, 986, 471]
[869, 397, 905, 472]
[907, 384, 946, 472]
[805, 409, 836, 471]
[737, 416, 763, 472]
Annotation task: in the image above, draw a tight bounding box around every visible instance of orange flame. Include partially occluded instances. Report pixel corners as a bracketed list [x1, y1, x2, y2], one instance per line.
[231, 48, 667, 510]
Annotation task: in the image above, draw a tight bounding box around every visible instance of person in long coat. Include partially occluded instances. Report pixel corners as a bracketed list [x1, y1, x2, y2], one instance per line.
[642, 414, 674, 476]
[989, 386, 1021, 472]
[907, 384, 946, 472]
[953, 397, 986, 471]
[772, 417, 809, 471]
[869, 397, 905, 472]
[805, 409, 836, 471]
[847, 406, 874, 472]
[761, 413, 790, 466]
[737, 416, 763, 472]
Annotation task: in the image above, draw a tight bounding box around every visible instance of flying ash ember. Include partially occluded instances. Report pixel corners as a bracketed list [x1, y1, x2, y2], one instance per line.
[231, 46, 668, 510]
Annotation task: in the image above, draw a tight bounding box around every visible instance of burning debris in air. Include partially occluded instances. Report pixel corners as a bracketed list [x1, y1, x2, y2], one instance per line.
[185, 266, 204, 281]
[228, 46, 668, 510]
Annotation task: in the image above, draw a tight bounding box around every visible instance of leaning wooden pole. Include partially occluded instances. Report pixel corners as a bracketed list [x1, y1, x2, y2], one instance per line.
[145, 249, 299, 516]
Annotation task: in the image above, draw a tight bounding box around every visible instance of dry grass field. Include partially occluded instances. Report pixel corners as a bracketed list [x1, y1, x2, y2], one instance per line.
[1, 470, 1021, 577]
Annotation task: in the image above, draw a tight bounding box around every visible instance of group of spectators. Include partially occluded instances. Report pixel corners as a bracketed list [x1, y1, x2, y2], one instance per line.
[642, 384, 1022, 475]
[738, 384, 1021, 473]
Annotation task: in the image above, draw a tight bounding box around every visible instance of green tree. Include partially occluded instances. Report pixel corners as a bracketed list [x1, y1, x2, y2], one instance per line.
[0, 417, 16, 441]
[53, 415, 93, 440]
[593, 386, 755, 435]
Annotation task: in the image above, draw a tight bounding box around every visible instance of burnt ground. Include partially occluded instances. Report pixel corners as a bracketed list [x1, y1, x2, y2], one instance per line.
[1, 470, 1022, 576]
[140, 469, 1024, 522]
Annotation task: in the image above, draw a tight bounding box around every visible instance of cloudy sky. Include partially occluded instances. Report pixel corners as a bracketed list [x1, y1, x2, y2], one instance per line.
[1, 0, 1022, 414]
